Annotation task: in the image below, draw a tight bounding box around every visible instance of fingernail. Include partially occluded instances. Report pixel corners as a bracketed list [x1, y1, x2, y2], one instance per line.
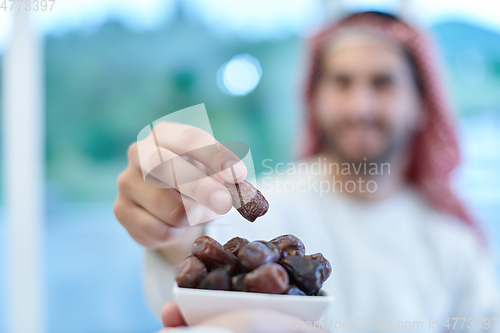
[209, 190, 232, 214]
[224, 160, 247, 182]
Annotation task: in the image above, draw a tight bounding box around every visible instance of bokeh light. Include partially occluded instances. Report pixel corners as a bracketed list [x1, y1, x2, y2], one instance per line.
[217, 54, 262, 96]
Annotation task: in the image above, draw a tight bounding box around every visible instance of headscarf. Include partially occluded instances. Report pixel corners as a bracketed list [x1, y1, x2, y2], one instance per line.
[299, 11, 484, 242]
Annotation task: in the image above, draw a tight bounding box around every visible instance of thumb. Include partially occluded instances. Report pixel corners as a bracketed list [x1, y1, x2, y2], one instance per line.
[161, 302, 187, 327]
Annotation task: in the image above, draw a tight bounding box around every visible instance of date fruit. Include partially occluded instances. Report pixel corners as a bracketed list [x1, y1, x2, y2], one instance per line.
[176, 233, 331, 296]
[306, 253, 332, 280]
[197, 268, 231, 290]
[231, 273, 246, 291]
[192, 236, 238, 271]
[280, 256, 325, 295]
[243, 263, 289, 294]
[223, 237, 249, 255]
[285, 285, 306, 296]
[224, 180, 269, 222]
[270, 234, 305, 258]
[175, 256, 207, 288]
[237, 241, 280, 271]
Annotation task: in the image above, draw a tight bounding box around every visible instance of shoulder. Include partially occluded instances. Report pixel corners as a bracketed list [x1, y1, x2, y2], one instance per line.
[399, 186, 500, 304]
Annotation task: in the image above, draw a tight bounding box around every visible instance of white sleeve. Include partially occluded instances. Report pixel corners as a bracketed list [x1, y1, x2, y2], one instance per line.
[449, 241, 500, 332]
[143, 249, 177, 318]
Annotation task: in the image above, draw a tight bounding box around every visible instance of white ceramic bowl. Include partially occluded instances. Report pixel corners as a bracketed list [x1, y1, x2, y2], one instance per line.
[173, 283, 334, 326]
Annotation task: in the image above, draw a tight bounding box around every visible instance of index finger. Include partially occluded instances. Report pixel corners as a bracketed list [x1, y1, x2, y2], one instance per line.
[153, 122, 247, 184]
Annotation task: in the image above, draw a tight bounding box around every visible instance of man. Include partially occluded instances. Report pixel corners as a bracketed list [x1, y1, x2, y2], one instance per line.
[114, 12, 500, 332]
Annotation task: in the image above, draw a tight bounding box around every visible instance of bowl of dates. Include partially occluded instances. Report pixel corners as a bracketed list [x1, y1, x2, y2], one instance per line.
[173, 234, 333, 325]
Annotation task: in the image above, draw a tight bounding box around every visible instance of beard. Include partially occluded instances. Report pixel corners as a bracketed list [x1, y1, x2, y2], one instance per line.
[317, 117, 414, 167]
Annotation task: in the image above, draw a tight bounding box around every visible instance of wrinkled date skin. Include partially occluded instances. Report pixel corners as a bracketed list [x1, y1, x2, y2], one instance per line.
[270, 234, 306, 258]
[243, 263, 289, 294]
[224, 237, 250, 255]
[175, 256, 207, 288]
[237, 241, 280, 272]
[197, 268, 231, 290]
[224, 180, 269, 222]
[192, 236, 238, 272]
[256, 240, 280, 260]
[306, 253, 332, 281]
[280, 256, 325, 295]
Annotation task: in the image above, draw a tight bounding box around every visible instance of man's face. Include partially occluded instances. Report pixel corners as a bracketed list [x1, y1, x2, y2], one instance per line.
[313, 36, 421, 164]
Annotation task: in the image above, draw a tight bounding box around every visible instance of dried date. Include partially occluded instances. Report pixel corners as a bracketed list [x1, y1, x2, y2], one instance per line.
[231, 273, 246, 291]
[280, 256, 325, 295]
[270, 234, 305, 258]
[175, 256, 207, 288]
[223, 237, 249, 255]
[237, 241, 280, 271]
[197, 268, 231, 290]
[243, 263, 289, 294]
[306, 253, 332, 280]
[192, 236, 238, 272]
[178, 234, 331, 296]
[224, 180, 269, 222]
